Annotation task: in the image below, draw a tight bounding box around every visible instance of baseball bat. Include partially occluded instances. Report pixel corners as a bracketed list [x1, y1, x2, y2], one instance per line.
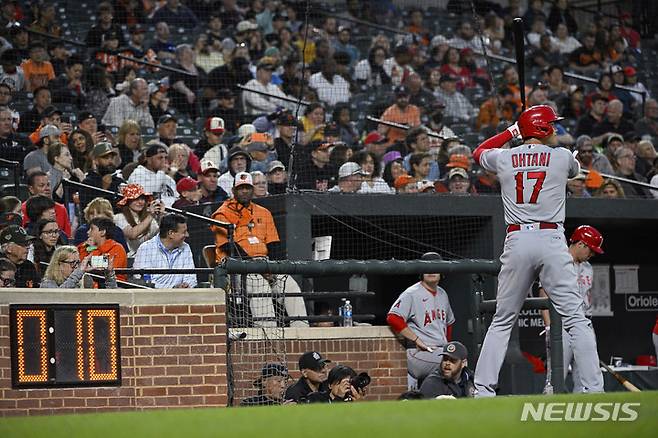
[599, 360, 641, 392]
[512, 18, 526, 112]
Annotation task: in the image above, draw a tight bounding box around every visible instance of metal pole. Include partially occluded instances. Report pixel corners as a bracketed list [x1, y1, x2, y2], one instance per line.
[548, 303, 565, 393]
[365, 116, 445, 139]
[237, 85, 310, 106]
[579, 168, 658, 191]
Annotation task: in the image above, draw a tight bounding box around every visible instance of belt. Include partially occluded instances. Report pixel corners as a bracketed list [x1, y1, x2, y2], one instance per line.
[506, 222, 558, 233]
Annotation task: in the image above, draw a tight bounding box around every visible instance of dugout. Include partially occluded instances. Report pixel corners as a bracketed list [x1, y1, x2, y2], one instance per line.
[249, 193, 658, 394]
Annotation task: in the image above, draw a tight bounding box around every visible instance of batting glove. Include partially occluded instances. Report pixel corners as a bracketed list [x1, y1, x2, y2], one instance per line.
[506, 122, 521, 138]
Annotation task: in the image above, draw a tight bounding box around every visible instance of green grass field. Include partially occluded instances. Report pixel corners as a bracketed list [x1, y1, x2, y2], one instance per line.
[1, 391, 656, 438]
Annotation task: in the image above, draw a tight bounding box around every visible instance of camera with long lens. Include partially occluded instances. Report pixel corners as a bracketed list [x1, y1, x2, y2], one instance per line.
[350, 372, 371, 391]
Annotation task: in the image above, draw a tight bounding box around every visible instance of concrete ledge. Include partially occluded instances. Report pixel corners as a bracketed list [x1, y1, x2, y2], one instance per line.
[0, 288, 226, 306]
[236, 326, 398, 340]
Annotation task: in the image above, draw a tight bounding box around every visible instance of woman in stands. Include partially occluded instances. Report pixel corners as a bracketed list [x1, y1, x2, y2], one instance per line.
[31, 218, 64, 274]
[594, 179, 625, 199]
[331, 104, 359, 147]
[113, 184, 162, 257]
[352, 150, 393, 194]
[68, 129, 94, 172]
[301, 103, 326, 145]
[439, 48, 472, 91]
[116, 120, 143, 169]
[353, 46, 390, 88]
[41, 245, 117, 288]
[46, 142, 84, 202]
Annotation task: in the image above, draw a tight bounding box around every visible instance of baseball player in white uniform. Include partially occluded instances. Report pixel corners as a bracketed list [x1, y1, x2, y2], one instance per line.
[472, 105, 604, 396]
[387, 252, 455, 382]
[540, 225, 604, 393]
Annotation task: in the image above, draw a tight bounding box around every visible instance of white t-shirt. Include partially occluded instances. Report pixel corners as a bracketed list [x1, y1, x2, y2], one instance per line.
[113, 211, 159, 257]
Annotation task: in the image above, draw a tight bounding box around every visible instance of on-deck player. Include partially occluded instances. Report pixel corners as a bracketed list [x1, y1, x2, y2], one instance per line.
[539, 225, 604, 393]
[387, 252, 455, 382]
[472, 105, 604, 396]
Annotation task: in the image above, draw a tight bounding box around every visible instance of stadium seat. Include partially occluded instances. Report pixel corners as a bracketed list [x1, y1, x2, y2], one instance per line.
[203, 245, 217, 268]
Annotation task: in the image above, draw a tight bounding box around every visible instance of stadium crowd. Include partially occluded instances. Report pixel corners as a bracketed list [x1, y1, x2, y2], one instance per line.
[0, 0, 657, 290]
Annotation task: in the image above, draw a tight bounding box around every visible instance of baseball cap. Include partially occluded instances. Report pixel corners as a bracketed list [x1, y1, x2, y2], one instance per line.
[277, 112, 302, 128]
[364, 131, 387, 145]
[382, 151, 402, 165]
[623, 66, 637, 76]
[310, 140, 331, 151]
[41, 106, 62, 119]
[446, 154, 470, 170]
[129, 24, 146, 34]
[298, 351, 331, 371]
[234, 171, 254, 187]
[176, 176, 200, 194]
[440, 74, 457, 83]
[91, 142, 117, 158]
[417, 180, 435, 192]
[430, 35, 448, 48]
[448, 167, 469, 180]
[144, 143, 168, 158]
[205, 117, 225, 135]
[228, 146, 251, 162]
[264, 46, 280, 57]
[267, 160, 285, 173]
[245, 141, 268, 154]
[610, 65, 623, 74]
[157, 114, 176, 125]
[253, 363, 288, 387]
[395, 85, 409, 96]
[39, 124, 61, 140]
[221, 37, 237, 52]
[238, 124, 257, 137]
[257, 57, 276, 70]
[393, 174, 415, 189]
[77, 110, 95, 121]
[440, 341, 468, 361]
[216, 88, 234, 99]
[200, 158, 219, 174]
[0, 225, 36, 247]
[324, 122, 340, 136]
[237, 20, 259, 33]
[338, 162, 366, 179]
[607, 133, 624, 144]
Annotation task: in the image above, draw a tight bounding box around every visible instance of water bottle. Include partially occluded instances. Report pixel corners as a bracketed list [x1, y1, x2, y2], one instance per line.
[343, 300, 353, 327]
[338, 299, 345, 327]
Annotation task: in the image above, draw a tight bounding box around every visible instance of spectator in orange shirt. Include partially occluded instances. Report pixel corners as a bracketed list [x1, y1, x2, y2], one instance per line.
[21, 42, 56, 92]
[476, 87, 518, 131]
[211, 172, 280, 263]
[378, 86, 421, 146]
[210, 171, 307, 327]
[78, 217, 128, 282]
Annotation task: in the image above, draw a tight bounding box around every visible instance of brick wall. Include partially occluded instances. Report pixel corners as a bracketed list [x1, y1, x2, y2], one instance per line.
[231, 327, 408, 404]
[0, 289, 227, 417]
[1, 290, 408, 415]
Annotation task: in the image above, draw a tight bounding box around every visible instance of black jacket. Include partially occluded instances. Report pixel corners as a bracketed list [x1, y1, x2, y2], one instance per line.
[305, 390, 350, 403]
[419, 367, 476, 399]
[284, 377, 328, 403]
[80, 171, 125, 206]
[0, 252, 40, 288]
[240, 394, 280, 406]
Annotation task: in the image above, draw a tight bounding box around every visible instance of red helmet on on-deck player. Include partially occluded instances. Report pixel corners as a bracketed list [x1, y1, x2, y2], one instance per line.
[517, 105, 564, 140]
[570, 225, 604, 254]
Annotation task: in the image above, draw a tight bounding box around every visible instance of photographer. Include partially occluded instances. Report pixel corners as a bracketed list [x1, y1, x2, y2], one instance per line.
[240, 363, 290, 406]
[419, 341, 475, 399]
[306, 365, 368, 403]
[41, 246, 117, 289]
[284, 351, 331, 403]
[113, 184, 163, 257]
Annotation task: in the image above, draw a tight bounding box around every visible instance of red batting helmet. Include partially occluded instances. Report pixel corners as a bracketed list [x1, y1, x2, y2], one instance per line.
[517, 105, 564, 140]
[570, 225, 604, 254]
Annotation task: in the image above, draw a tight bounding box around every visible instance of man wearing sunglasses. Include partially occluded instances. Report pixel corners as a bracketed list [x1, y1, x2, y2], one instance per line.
[0, 225, 40, 288]
[574, 135, 613, 175]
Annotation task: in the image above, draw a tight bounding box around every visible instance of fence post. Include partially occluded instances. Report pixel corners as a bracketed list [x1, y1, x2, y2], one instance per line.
[548, 303, 565, 393]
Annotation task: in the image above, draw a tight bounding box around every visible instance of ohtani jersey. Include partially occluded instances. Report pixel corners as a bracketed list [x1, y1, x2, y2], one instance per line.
[388, 282, 454, 348]
[577, 261, 594, 317]
[479, 144, 580, 224]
